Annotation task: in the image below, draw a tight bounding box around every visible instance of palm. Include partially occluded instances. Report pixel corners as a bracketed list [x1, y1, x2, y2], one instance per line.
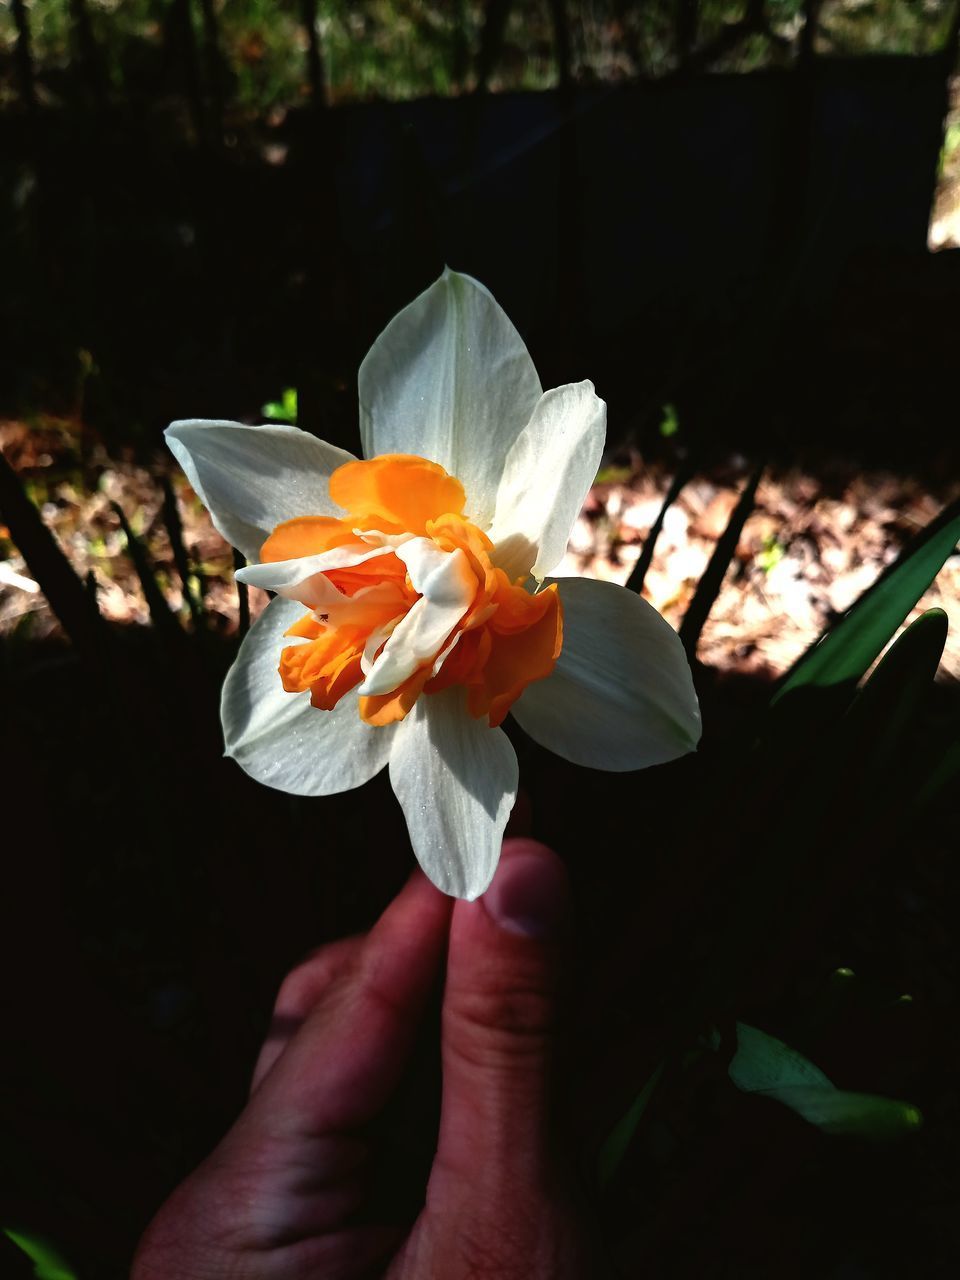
[133, 844, 587, 1280]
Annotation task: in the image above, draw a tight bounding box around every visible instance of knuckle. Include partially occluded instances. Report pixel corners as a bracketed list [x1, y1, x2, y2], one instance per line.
[458, 1234, 528, 1280]
[274, 962, 324, 1013]
[447, 974, 556, 1063]
[454, 1206, 563, 1280]
[274, 942, 355, 1016]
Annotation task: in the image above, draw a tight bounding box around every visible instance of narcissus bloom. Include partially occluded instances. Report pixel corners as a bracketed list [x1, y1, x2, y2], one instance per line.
[166, 270, 700, 899]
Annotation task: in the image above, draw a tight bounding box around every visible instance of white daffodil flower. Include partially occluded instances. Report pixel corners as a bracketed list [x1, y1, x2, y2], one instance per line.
[166, 269, 701, 899]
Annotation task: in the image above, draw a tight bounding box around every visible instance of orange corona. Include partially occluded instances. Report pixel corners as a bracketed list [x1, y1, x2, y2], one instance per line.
[261, 454, 563, 728]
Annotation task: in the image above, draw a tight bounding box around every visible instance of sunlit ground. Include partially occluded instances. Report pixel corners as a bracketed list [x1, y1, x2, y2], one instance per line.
[557, 458, 960, 681]
[2, 415, 957, 684]
[928, 76, 960, 250]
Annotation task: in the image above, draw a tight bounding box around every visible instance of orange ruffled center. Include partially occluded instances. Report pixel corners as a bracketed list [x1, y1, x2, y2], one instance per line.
[261, 454, 562, 728]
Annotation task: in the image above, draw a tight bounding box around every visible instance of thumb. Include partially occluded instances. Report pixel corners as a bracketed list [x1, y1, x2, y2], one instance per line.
[436, 838, 570, 1184]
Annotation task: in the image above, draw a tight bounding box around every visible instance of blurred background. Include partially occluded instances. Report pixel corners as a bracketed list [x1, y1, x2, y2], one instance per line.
[1, 3, 959, 1277]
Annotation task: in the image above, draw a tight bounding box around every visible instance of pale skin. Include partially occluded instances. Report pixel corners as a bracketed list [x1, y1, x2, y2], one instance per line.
[132, 839, 592, 1279]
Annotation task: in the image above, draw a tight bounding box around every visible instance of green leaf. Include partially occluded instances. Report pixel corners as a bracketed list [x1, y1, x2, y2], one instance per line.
[773, 498, 960, 708]
[597, 1061, 664, 1189]
[659, 402, 679, 438]
[847, 607, 947, 718]
[594, 464, 631, 485]
[729, 1022, 831, 1092]
[767, 1087, 923, 1139]
[729, 1023, 921, 1140]
[3, 1228, 78, 1280]
[916, 736, 960, 809]
[756, 534, 784, 574]
[262, 387, 298, 424]
[837, 608, 947, 778]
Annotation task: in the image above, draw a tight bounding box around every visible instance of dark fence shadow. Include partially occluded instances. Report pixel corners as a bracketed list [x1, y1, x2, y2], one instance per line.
[1, 53, 958, 468]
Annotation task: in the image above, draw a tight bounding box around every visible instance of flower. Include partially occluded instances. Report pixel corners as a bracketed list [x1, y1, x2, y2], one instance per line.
[166, 270, 700, 899]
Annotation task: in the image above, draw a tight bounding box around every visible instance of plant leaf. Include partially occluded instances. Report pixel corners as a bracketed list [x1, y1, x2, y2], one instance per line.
[834, 608, 948, 793]
[773, 497, 960, 708]
[768, 1086, 923, 1138]
[729, 1023, 921, 1140]
[916, 736, 960, 810]
[597, 1061, 664, 1189]
[3, 1228, 78, 1280]
[729, 1022, 831, 1091]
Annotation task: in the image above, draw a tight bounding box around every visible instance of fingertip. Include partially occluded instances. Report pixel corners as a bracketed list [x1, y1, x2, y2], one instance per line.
[504, 786, 533, 838]
[480, 838, 570, 940]
[399, 863, 457, 923]
[500, 836, 560, 862]
[438, 840, 569, 1175]
[381, 863, 455, 926]
[361, 862, 453, 1003]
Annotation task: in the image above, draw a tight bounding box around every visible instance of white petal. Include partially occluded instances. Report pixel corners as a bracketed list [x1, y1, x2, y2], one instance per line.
[354, 528, 416, 549]
[511, 576, 701, 771]
[221, 596, 395, 795]
[360, 617, 402, 675]
[389, 688, 518, 899]
[488, 381, 606, 581]
[358, 541, 476, 695]
[166, 419, 355, 561]
[236, 542, 396, 603]
[358, 269, 542, 530]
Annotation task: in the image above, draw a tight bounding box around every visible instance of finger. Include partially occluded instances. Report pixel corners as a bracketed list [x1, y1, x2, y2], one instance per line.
[251, 935, 365, 1095]
[505, 784, 532, 838]
[435, 838, 570, 1185]
[260, 868, 453, 1138]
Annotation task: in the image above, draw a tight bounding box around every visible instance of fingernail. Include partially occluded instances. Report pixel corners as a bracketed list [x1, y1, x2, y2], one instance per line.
[483, 845, 569, 939]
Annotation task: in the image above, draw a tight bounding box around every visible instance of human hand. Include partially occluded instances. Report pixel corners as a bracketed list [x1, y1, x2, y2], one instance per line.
[132, 838, 591, 1279]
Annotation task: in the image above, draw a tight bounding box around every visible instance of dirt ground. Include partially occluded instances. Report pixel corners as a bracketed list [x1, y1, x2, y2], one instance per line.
[2, 417, 958, 687]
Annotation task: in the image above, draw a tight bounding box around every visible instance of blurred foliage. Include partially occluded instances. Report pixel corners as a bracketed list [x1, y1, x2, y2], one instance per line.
[729, 1021, 922, 1138]
[3, 1227, 79, 1280]
[1, 0, 957, 113]
[939, 118, 960, 173]
[658, 402, 679, 439]
[1, 3, 958, 1272]
[261, 387, 298, 423]
[819, 0, 957, 55]
[597, 490, 959, 1189]
[2, 428, 957, 1273]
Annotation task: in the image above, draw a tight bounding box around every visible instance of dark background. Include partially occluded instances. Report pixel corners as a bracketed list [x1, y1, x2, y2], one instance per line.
[2, 2, 959, 1276]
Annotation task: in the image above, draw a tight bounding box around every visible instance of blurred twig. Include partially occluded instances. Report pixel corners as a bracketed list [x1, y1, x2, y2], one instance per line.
[300, 0, 327, 106]
[197, 0, 225, 135]
[0, 451, 110, 667]
[161, 475, 204, 634]
[675, 0, 699, 67]
[164, 0, 208, 145]
[69, 0, 107, 107]
[548, 0, 573, 89]
[10, 0, 37, 111]
[476, 0, 512, 92]
[626, 458, 695, 596]
[111, 501, 183, 646]
[679, 461, 764, 658]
